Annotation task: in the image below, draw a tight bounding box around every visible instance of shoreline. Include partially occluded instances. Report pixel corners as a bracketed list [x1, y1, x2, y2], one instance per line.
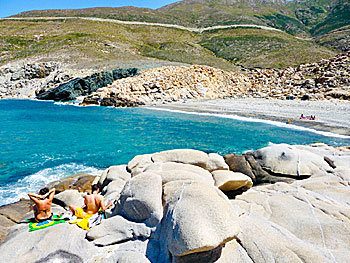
[2, 97, 350, 137]
[151, 98, 350, 138]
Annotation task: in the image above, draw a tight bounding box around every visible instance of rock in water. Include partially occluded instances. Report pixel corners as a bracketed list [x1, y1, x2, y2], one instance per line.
[36, 68, 138, 101]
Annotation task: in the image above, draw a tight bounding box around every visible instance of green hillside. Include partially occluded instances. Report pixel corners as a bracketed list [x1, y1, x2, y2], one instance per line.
[289, 0, 350, 36]
[11, 0, 350, 40]
[0, 19, 335, 71]
[3, 0, 348, 71]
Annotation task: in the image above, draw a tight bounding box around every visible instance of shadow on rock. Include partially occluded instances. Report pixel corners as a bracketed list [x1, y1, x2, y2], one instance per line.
[34, 250, 83, 263]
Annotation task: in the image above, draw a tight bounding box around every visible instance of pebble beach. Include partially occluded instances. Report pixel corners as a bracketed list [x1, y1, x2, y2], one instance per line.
[153, 98, 350, 137]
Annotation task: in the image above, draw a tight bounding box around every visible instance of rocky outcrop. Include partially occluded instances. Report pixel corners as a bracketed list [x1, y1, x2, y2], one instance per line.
[36, 68, 139, 101]
[46, 173, 96, 194]
[0, 200, 33, 243]
[1, 52, 349, 103]
[82, 65, 250, 106]
[0, 62, 72, 99]
[81, 52, 350, 107]
[246, 51, 350, 101]
[0, 143, 349, 262]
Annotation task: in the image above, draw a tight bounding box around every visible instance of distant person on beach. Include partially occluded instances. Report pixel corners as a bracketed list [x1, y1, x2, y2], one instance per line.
[28, 187, 56, 222]
[69, 183, 113, 224]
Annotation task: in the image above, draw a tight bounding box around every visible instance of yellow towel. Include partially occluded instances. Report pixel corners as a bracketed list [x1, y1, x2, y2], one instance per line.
[69, 207, 93, 230]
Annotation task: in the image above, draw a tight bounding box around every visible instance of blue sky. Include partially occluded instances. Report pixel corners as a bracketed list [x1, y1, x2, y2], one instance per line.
[0, 0, 179, 18]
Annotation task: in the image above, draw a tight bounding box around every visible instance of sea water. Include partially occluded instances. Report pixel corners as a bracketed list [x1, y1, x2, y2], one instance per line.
[0, 99, 349, 206]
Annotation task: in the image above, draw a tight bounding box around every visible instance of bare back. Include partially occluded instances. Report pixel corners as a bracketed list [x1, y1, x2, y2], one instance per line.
[84, 193, 103, 215]
[34, 199, 53, 220]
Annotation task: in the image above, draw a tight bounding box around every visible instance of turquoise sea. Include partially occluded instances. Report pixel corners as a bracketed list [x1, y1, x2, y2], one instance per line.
[1, 99, 349, 206]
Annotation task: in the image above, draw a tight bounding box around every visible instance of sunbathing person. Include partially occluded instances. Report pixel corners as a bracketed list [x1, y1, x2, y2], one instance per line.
[68, 184, 113, 230]
[28, 187, 56, 222]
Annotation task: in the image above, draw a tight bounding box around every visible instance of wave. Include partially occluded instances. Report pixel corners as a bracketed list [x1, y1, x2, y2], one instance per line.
[53, 101, 103, 108]
[0, 163, 102, 206]
[146, 107, 350, 139]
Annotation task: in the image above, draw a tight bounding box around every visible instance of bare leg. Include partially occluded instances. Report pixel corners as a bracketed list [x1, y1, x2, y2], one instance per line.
[69, 205, 77, 215]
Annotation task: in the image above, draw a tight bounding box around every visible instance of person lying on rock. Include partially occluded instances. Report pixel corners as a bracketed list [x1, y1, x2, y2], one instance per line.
[28, 187, 56, 223]
[68, 183, 113, 230]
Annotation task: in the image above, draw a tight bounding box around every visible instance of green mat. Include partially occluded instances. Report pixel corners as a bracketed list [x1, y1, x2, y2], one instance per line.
[26, 215, 66, 232]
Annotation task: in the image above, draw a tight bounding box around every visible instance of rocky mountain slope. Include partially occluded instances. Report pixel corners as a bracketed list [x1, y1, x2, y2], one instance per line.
[0, 143, 349, 262]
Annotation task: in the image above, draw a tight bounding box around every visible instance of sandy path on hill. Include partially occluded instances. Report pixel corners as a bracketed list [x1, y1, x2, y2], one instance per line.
[151, 98, 350, 137]
[3, 17, 283, 33]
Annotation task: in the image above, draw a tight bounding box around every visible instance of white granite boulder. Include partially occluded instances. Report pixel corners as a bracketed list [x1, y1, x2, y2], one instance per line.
[53, 189, 84, 209]
[151, 149, 208, 168]
[206, 153, 229, 172]
[160, 181, 239, 257]
[144, 162, 214, 185]
[86, 215, 151, 246]
[100, 165, 131, 188]
[233, 171, 350, 263]
[249, 143, 332, 177]
[115, 172, 163, 226]
[98, 168, 108, 187]
[103, 179, 127, 201]
[112, 251, 151, 263]
[212, 170, 253, 191]
[214, 240, 254, 263]
[127, 154, 154, 176]
[0, 223, 99, 263]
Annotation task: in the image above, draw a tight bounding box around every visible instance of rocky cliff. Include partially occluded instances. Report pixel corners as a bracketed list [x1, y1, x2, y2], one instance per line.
[0, 62, 73, 99]
[82, 51, 350, 107]
[36, 68, 139, 101]
[0, 143, 349, 263]
[1, 52, 349, 104]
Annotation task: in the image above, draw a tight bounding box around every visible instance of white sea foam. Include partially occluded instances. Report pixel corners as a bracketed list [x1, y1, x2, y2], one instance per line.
[0, 163, 102, 206]
[147, 107, 350, 139]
